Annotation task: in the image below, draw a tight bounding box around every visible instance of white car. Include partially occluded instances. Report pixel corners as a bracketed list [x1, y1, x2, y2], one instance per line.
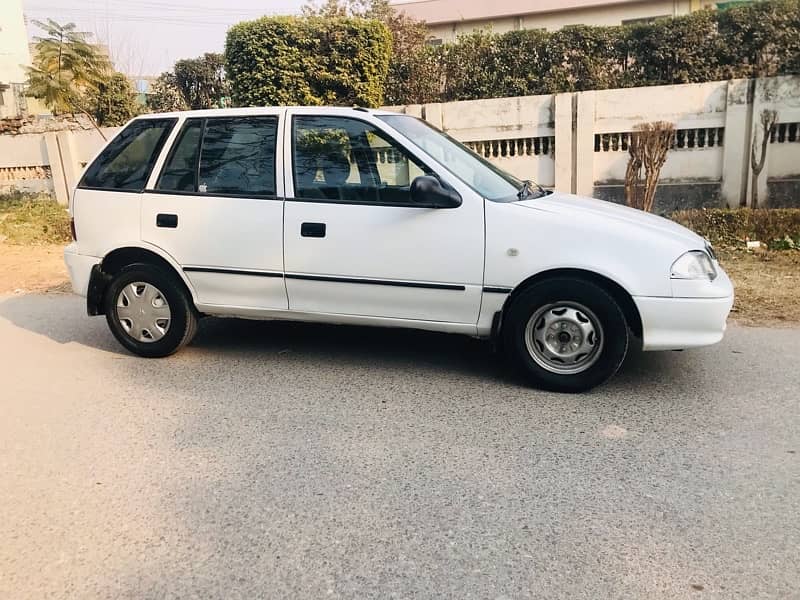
[64, 107, 733, 392]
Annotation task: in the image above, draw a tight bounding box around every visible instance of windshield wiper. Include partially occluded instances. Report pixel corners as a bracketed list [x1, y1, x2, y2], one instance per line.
[517, 180, 547, 200]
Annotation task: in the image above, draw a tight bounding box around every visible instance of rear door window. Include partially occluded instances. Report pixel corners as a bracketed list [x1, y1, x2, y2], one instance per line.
[80, 118, 176, 191]
[155, 116, 278, 197]
[156, 120, 203, 192]
[199, 117, 278, 196]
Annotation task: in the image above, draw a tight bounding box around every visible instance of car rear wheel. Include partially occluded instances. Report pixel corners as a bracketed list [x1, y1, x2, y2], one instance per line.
[104, 264, 197, 358]
[503, 277, 629, 392]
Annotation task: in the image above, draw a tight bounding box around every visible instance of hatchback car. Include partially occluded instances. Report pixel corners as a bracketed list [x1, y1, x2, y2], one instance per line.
[64, 107, 733, 392]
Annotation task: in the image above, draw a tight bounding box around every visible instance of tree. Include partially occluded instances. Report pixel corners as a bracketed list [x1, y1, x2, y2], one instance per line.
[624, 122, 675, 213]
[25, 19, 112, 138]
[87, 72, 140, 126]
[303, 0, 431, 106]
[225, 16, 391, 107]
[147, 73, 188, 112]
[749, 109, 778, 209]
[172, 53, 229, 110]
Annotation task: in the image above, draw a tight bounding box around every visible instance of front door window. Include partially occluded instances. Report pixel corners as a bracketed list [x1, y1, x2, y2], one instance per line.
[292, 116, 430, 205]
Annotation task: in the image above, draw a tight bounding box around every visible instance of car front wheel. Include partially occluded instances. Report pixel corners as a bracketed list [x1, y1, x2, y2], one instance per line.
[104, 264, 198, 358]
[503, 277, 630, 392]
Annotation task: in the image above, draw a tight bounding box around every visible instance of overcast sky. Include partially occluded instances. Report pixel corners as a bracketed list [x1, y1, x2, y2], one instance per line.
[22, 0, 310, 76]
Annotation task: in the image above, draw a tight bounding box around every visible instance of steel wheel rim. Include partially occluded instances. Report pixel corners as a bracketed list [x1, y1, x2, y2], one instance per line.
[524, 302, 604, 375]
[116, 282, 171, 343]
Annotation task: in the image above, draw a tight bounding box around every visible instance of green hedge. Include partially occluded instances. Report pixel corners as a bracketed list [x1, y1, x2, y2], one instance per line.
[391, 0, 800, 104]
[672, 208, 800, 250]
[225, 16, 391, 108]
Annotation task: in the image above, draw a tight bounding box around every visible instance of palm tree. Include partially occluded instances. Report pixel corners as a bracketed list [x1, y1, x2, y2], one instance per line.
[25, 19, 112, 138]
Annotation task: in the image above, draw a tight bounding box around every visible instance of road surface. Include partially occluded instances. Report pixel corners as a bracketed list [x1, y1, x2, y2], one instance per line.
[1, 293, 798, 599]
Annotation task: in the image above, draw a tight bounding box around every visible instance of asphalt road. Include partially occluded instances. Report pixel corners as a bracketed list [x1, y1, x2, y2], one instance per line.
[1, 293, 798, 600]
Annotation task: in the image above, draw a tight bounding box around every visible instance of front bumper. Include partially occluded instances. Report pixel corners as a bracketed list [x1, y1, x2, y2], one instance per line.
[634, 294, 734, 350]
[63, 243, 100, 297]
[635, 262, 734, 351]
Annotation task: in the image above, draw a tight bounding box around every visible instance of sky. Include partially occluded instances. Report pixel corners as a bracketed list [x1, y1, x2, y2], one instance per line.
[22, 0, 310, 76]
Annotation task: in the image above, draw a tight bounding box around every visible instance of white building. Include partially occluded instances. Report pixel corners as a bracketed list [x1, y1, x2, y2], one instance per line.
[392, 0, 722, 44]
[0, 0, 34, 118]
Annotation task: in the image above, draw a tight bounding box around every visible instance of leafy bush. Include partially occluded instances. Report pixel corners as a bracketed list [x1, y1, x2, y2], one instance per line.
[88, 72, 141, 126]
[0, 193, 71, 245]
[671, 208, 800, 250]
[395, 0, 800, 104]
[225, 16, 391, 107]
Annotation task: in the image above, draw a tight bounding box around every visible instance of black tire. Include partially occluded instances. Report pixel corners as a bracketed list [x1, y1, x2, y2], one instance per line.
[503, 277, 629, 393]
[104, 263, 198, 358]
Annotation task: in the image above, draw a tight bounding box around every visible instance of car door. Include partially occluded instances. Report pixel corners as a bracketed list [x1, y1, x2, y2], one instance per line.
[141, 112, 288, 310]
[282, 111, 484, 324]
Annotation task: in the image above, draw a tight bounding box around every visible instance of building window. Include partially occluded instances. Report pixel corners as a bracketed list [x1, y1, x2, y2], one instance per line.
[622, 15, 669, 25]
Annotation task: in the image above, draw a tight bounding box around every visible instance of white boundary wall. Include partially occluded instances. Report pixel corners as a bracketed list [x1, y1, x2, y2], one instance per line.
[1, 76, 798, 210]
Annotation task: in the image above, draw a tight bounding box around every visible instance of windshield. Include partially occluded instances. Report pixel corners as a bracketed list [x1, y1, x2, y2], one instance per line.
[378, 114, 528, 201]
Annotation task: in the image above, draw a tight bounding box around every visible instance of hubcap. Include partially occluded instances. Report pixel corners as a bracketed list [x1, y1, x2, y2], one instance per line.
[116, 282, 171, 343]
[524, 302, 604, 375]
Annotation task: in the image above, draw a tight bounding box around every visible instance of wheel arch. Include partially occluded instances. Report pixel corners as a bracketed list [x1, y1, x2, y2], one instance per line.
[501, 268, 643, 340]
[88, 245, 197, 316]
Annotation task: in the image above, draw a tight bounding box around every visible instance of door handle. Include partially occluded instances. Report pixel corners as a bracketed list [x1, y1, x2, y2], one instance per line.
[301, 222, 326, 238]
[156, 213, 178, 228]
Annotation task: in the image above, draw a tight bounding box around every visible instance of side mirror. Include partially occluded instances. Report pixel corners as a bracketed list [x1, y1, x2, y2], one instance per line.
[410, 176, 462, 208]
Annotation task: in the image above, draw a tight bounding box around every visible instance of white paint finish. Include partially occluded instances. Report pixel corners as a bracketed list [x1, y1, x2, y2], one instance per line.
[440, 95, 553, 141]
[141, 194, 288, 309]
[0, 134, 49, 167]
[671, 268, 733, 299]
[554, 93, 574, 193]
[283, 279, 483, 324]
[721, 79, 753, 208]
[184, 271, 287, 309]
[283, 201, 484, 322]
[768, 146, 800, 179]
[72, 189, 143, 257]
[484, 192, 706, 298]
[634, 295, 733, 350]
[575, 91, 596, 197]
[63, 243, 99, 296]
[593, 81, 728, 128]
[593, 146, 724, 183]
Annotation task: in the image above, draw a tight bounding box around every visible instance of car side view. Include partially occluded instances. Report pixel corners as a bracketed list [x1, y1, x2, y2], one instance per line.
[64, 107, 734, 392]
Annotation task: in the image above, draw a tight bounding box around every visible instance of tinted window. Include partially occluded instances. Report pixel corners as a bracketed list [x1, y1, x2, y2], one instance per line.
[156, 120, 203, 192]
[80, 118, 176, 191]
[198, 117, 278, 196]
[292, 116, 431, 205]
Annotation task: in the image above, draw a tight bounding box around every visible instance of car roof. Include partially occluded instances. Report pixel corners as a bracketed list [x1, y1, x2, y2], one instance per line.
[136, 106, 403, 120]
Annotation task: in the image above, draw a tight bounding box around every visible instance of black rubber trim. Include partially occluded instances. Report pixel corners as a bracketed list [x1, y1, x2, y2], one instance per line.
[87, 264, 111, 316]
[483, 286, 513, 294]
[285, 273, 465, 290]
[183, 266, 284, 278]
[285, 196, 442, 209]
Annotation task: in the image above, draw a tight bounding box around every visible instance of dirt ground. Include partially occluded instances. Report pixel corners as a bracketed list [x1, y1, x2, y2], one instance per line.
[718, 249, 800, 326]
[0, 243, 70, 295]
[1, 242, 798, 326]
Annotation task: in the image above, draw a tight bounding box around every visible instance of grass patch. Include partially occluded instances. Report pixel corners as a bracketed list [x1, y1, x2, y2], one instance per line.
[717, 248, 800, 326]
[0, 193, 71, 245]
[672, 208, 800, 250]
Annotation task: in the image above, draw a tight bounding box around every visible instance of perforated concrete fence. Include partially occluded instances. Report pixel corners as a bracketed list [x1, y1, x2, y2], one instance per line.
[1, 76, 798, 212]
[387, 76, 800, 213]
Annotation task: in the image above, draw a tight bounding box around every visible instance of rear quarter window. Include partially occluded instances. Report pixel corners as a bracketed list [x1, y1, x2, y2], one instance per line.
[80, 118, 177, 191]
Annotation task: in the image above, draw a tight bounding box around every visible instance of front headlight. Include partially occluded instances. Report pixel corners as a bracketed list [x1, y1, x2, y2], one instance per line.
[671, 250, 717, 281]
